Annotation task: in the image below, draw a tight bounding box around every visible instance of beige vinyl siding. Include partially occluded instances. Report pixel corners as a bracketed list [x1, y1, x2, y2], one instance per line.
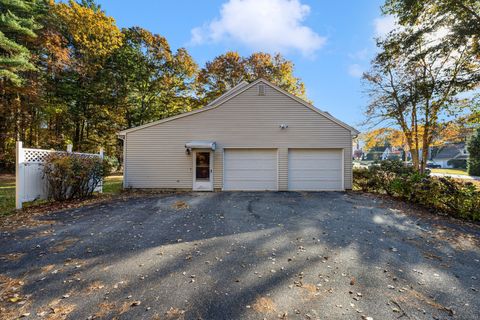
[125, 83, 353, 189]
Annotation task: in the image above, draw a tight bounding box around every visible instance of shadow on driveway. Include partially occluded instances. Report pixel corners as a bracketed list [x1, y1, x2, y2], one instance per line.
[0, 192, 479, 319]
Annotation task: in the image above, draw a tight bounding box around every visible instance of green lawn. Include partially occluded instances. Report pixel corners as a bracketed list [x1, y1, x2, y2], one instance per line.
[430, 168, 469, 176]
[0, 175, 15, 216]
[0, 174, 123, 217]
[103, 175, 123, 194]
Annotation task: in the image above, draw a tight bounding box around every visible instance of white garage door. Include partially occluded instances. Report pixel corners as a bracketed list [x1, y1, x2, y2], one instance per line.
[224, 149, 277, 191]
[288, 149, 343, 191]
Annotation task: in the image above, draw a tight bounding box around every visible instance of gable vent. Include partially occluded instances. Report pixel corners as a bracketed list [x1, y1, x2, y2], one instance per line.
[258, 84, 266, 96]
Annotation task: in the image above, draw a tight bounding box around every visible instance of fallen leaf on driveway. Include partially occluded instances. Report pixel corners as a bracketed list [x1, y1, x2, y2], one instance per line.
[93, 302, 115, 318]
[252, 296, 276, 313]
[41, 264, 56, 274]
[165, 307, 186, 319]
[49, 238, 79, 253]
[0, 252, 25, 261]
[36, 299, 76, 320]
[172, 201, 189, 210]
[84, 281, 105, 293]
[0, 274, 30, 319]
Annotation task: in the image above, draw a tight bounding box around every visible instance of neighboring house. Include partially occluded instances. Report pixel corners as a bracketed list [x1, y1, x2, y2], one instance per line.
[118, 79, 359, 191]
[431, 143, 469, 168]
[381, 147, 404, 161]
[363, 146, 403, 161]
[363, 146, 388, 161]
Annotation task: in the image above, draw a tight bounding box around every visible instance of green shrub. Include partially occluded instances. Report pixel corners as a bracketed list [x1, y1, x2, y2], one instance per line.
[43, 153, 111, 201]
[447, 159, 467, 169]
[435, 177, 480, 220]
[103, 155, 120, 172]
[353, 160, 480, 221]
[352, 168, 372, 192]
[364, 160, 423, 197]
[468, 128, 480, 176]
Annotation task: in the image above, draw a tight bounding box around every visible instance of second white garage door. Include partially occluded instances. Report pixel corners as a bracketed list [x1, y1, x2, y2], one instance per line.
[288, 149, 343, 191]
[223, 149, 277, 191]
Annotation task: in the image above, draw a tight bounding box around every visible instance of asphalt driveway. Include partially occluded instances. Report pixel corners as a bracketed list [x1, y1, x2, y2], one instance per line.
[0, 192, 479, 320]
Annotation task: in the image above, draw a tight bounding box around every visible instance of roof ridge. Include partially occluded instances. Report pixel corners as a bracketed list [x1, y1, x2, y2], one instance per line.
[206, 80, 249, 107]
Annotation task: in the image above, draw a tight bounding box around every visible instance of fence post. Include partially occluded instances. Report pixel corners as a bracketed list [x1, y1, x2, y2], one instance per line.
[15, 141, 25, 209]
[99, 147, 104, 193]
[67, 144, 73, 152]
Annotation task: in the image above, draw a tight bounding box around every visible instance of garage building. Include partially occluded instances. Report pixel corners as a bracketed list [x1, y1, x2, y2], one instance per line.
[118, 79, 359, 191]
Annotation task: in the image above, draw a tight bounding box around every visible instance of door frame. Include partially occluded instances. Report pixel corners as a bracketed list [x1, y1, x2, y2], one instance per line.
[192, 150, 213, 191]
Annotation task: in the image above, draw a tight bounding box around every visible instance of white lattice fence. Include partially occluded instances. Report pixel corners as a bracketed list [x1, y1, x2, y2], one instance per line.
[16, 141, 104, 209]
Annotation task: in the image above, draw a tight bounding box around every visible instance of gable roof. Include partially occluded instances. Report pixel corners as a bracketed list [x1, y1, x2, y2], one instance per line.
[204, 80, 249, 107]
[433, 143, 467, 160]
[118, 78, 360, 135]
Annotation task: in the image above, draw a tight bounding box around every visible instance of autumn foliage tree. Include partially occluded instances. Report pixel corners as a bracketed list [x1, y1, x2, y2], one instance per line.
[364, 0, 480, 173]
[196, 51, 307, 105]
[361, 128, 405, 151]
[53, 1, 124, 151]
[0, 0, 309, 171]
[383, 0, 480, 60]
[363, 24, 478, 172]
[362, 121, 474, 154]
[100, 27, 198, 128]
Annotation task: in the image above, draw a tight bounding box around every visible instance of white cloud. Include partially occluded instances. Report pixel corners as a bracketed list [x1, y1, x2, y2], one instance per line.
[373, 15, 398, 38]
[190, 0, 326, 57]
[348, 64, 364, 78]
[348, 48, 369, 60]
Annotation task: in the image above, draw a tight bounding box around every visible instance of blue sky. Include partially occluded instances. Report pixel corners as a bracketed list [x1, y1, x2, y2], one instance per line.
[97, 0, 395, 128]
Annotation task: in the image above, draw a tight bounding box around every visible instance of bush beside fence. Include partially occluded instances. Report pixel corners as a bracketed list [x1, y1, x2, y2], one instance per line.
[353, 160, 480, 221]
[43, 153, 111, 201]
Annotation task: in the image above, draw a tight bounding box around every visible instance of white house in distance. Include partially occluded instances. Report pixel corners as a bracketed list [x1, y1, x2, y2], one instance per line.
[431, 143, 469, 168]
[118, 79, 359, 191]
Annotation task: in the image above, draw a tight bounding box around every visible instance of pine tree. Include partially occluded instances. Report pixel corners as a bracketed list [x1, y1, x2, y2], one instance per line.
[467, 128, 480, 176]
[0, 0, 43, 85]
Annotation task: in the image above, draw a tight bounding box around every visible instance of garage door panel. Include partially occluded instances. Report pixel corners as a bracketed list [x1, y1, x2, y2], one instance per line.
[288, 149, 343, 191]
[291, 169, 341, 179]
[225, 159, 276, 169]
[291, 161, 341, 170]
[290, 155, 341, 160]
[224, 149, 277, 191]
[289, 180, 340, 190]
[225, 170, 276, 179]
[224, 179, 277, 190]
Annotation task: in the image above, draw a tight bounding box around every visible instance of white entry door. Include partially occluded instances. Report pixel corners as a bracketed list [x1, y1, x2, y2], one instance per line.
[193, 151, 213, 191]
[288, 149, 343, 191]
[223, 149, 277, 191]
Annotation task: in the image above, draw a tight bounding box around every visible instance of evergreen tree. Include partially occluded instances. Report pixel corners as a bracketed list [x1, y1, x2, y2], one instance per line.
[467, 128, 480, 176]
[0, 0, 44, 85]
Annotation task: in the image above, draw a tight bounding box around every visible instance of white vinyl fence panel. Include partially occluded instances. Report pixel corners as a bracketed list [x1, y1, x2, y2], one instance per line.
[15, 141, 103, 209]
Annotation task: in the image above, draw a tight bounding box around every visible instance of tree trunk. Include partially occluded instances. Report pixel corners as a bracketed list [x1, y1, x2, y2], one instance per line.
[404, 131, 420, 170]
[74, 121, 81, 149]
[410, 148, 420, 169]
